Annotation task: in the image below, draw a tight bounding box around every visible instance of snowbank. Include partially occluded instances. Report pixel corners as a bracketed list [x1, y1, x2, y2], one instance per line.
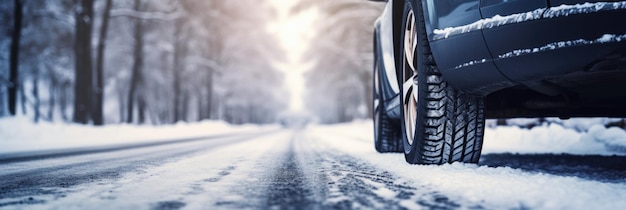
[0, 117, 275, 154]
[3, 116, 626, 156]
[312, 119, 626, 155]
[306, 123, 626, 209]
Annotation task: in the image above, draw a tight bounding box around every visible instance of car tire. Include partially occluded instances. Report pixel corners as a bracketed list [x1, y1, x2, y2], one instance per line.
[400, 0, 485, 164]
[374, 39, 403, 153]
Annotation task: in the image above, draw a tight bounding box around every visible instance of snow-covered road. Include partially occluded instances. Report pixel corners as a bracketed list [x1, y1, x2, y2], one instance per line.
[1, 123, 626, 209]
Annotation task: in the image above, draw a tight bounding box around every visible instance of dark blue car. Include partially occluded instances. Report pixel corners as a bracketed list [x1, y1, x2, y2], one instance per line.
[371, 0, 626, 164]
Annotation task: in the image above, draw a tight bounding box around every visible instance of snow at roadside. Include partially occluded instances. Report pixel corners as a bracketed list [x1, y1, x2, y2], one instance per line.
[312, 118, 626, 155]
[4, 116, 624, 155]
[0, 117, 277, 154]
[306, 120, 626, 209]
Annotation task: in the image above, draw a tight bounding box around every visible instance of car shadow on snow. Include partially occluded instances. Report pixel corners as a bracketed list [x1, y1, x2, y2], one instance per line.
[479, 153, 626, 183]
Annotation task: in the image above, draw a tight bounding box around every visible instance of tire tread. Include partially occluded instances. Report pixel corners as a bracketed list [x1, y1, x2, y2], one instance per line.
[403, 0, 486, 164]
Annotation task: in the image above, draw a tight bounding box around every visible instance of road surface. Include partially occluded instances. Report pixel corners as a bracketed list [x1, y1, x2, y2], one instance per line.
[1, 128, 626, 209]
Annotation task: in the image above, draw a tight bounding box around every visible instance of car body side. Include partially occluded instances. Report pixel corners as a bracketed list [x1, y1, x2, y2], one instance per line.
[374, 0, 626, 119]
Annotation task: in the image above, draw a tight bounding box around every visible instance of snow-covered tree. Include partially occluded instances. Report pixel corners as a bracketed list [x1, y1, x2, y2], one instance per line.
[294, 0, 383, 123]
[0, 0, 286, 125]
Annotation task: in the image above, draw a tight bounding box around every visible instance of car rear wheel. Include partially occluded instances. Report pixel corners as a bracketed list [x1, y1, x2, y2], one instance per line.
[400, 0, 486, 164]
[374, 40, 403, 153]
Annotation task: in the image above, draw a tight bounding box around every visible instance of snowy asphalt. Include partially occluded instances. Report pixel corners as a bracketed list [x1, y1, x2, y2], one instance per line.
[1, 128, 626, 209]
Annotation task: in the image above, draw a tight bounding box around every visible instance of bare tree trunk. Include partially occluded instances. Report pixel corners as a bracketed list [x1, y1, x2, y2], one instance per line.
[33, 71, 40, 123]
[60, 81, 70, 121]
[73, 0, 94, 124]
[0, 88, 5, 117]
[361, 71, 373, 119]
[181, 91, 189, 122]
[117, 88, 125, 122]
[138, 96, 146, 124]
[48, 75, 57, 121]
[126, 0, 144, 124]
[93, 0, 113, 125]
[206, 68, 213, 119]
[19, 83, 26, 115]
[338, 104, 347, 123]
[172, 18, 183, 123]
[212, 95, 220, 120]
[8, 0, 23, 116]
[250, 105, 256, 123]
[197, 91, 204, 121]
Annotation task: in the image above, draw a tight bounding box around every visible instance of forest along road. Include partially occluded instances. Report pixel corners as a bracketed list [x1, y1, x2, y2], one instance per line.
[2, 128, 626, 209]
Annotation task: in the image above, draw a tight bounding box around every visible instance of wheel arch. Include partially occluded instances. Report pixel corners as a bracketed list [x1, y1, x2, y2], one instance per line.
[375, 22, 398, 107]
[391, 0, 407, 85]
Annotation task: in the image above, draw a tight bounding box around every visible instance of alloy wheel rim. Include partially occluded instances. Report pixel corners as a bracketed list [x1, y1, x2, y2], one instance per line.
[402, 9, 419, 146]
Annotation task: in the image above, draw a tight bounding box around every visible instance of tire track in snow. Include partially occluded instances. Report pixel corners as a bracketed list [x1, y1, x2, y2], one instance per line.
[264, 134, 317, 209]
[0, 131, 278, 208]
[307, 124, 626, 209]
[293, 131, 475, 209]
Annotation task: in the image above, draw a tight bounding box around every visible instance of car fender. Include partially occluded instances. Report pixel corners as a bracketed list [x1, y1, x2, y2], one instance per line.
[379, 0, 400, 96]
[422, 0, 515, 96]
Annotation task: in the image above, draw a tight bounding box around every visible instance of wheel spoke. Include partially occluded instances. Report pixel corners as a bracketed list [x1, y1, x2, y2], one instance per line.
[404, 12, 416, 72]
[402, 77, 415, 103]
[402, 9, 419, 146]
[403, 75, 417, 145]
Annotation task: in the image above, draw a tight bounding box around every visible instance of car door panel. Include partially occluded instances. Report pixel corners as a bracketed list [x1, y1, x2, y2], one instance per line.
[481, 0, 626, 83]
[482, 10, 626, 83]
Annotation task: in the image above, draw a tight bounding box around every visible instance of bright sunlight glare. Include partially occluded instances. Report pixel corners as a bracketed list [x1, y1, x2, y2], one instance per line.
[268, 0, 319, 112]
